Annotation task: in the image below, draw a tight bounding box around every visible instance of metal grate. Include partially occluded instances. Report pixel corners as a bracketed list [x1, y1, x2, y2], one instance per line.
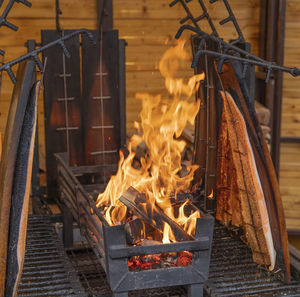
[205, 223, 300, 297]
[67, 244, 187, 297]
[19, 215, 300, 296]
[18, 215, 87, 297]
[67, 224, 300, 297]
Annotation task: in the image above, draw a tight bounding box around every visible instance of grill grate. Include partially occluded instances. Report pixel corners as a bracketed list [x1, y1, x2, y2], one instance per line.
[67, 245, 187, 297]
[205, 223, 300, 297]
[18, 215, 87, 297]
[67, 224, 300, 297]
[19, 215, 300, 297]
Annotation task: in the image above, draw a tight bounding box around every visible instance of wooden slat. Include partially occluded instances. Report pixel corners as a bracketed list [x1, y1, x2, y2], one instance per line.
[42, 30, 83, 199]
[0, 60, 35, 297]
[81, 30, 121, 167]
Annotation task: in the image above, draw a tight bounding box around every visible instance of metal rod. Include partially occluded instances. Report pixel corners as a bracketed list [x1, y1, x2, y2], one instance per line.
[0, 29, 95, 83]
[0, 0, 31, 31]
[192, 49, 300, 82]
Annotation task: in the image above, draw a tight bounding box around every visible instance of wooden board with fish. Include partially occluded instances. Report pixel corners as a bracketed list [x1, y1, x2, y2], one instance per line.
[217, 62, 290, 281]
[0, 60, 35, 297]
[5, 81, 39, 297]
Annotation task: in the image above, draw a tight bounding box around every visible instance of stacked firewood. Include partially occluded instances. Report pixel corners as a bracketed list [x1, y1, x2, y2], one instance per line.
[255, 101, 271, 151]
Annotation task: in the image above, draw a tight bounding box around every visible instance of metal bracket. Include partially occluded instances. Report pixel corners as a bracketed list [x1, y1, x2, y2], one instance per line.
[170, 0, 300, 81]
[0, 0, 31, 31]
[0, 29, 96, 83]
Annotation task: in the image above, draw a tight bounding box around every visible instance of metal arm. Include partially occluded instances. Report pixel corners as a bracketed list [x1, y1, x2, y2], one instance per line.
[0, 29, 96, 83]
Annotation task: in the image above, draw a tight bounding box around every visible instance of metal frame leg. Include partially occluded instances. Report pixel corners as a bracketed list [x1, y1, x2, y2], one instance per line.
[62, 204, 73, 248]
[188, 284, 203, 297]
[113, 292, 128, 297]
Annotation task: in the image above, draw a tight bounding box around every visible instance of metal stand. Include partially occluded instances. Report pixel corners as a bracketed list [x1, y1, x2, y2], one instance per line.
[188, 284, 203, 297]
[62, 204, 73, 248]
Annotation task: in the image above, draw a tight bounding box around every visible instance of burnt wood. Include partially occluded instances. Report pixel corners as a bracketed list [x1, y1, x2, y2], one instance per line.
[192, 38, 220, 211]
[119, 187, 193, 242]
[5, 82, 38, 297]
[81, 30, 123, 171]
[109, 237, 209, 259]
[55, 152, 214, 297]
[42, 30, 83, 199]
[0, 60, 35, 296]
[124, 218, 161, 244]
[98, 0, 113, 32]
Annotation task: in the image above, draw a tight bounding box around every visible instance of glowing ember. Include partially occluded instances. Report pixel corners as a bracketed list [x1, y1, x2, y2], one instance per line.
[128, 251, 193, 271]
[96, 40, 205, 241]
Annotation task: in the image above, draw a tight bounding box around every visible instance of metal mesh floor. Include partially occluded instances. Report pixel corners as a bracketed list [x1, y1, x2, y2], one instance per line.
[18, 215, 87, 297]
[205, 223, 300, 297]
[67, 224, 300, 297]
[19, 215, 300, 297]
[67, 246, 187, 297]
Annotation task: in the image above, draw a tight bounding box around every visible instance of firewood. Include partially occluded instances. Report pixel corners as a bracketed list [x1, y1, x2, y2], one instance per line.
[181, 126, 195, 144]
[119, 187, 193, 242]
[125, 218, 162, 244]
[254, 100, 271, 126]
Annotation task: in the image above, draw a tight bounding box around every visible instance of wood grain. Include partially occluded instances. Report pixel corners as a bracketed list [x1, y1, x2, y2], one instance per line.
[0, 60, 35, 297]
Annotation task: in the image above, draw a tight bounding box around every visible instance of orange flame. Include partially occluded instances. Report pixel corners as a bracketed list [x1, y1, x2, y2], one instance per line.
[96, 40, 205, 241]
[208, 189, 214, 199]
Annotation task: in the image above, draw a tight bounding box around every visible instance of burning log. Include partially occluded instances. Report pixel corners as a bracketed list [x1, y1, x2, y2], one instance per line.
[119, 187, 193, 242]
[125, 218, 162, 244]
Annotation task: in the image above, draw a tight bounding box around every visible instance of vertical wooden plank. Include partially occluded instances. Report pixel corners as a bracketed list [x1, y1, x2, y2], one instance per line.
[81, 30, 121, 175]
[0, 61, 35, 297]
[119, 39, 126, 148]
[192, 37, 218, 212]
[98, 0, 113, 31]
[42, 30, 83, 199]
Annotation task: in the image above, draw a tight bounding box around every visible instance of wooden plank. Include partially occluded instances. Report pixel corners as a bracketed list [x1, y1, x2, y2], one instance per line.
[220, 63, 291, 280]
[5, 81, 38, 297]
[42, 30, 83, 199]
[0, 60, 35, 297]
[81, 30, 121, 167]
[119, 187, 193, 242]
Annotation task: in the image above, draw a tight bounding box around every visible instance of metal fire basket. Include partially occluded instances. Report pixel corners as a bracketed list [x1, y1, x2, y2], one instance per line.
[55, 152, 214, 297]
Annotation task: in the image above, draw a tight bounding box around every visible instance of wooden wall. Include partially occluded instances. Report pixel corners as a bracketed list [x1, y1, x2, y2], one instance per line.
[116, 0, 260, 131]
[0, 0, 98, 169]
[0, 0, 260, 135]
[280, 0, 300, 231]
[1, 0, 299, 230]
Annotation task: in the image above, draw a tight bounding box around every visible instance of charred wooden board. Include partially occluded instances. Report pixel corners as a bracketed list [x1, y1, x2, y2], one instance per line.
[119, 187, 193, 242]
[219, 62, 291, 282]
[5, 82, 38, 297]
[125, 218, 162, 244]
[81, 30, 123, 169]
[192, 37, 221, 210]
[42, 30, 82, 199]
[0, 61, 35, 297]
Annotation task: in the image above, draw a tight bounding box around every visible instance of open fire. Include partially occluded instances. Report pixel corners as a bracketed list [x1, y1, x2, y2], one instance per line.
[96, 41, 204, 249]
